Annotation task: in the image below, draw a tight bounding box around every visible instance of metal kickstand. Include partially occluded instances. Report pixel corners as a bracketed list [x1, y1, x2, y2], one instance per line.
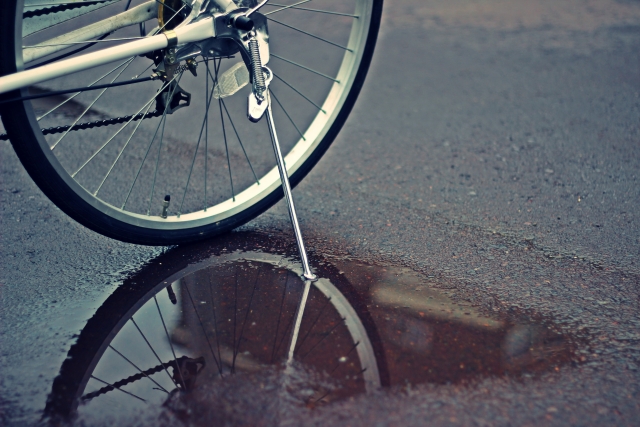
[264, 91, 317, 282]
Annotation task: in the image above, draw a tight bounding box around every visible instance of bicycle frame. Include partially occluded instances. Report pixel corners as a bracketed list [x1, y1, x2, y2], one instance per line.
[0, 0, 258, 95]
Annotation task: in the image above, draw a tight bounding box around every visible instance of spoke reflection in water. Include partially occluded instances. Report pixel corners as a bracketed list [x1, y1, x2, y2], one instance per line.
[45, 232, 579, 425]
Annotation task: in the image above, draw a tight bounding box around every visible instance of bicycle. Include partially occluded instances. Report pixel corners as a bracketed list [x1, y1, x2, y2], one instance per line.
[0, 0, 382, 277]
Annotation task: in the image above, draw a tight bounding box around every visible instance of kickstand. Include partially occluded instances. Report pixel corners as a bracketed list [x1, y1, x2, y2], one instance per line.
[265, 91, 317, 282]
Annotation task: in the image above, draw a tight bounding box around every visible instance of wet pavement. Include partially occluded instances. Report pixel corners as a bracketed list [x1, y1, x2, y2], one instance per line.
[2, 0, 640, 426]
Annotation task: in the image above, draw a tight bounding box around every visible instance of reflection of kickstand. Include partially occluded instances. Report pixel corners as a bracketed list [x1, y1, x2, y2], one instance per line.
[286, 279, 312, 365]
[265, 116, 317, 420]
[278, 278, 312, 422]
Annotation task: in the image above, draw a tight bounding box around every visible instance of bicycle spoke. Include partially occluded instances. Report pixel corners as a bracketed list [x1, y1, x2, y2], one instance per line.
[154, 0, 179, 14]
[108, 345, 170, 393]
[205, 59, 236, 201]
[155, 3, 186, 33]
[153, 296, 187, 390]
[266, 4, 359, 18]
[220, 99, 259, 184]
[206, 274, 224, 375]
[147, 115, 168, 215]
[22, 1, 155, 60]
[273, 73, 326, 113]
[147, 73, 184, 215]
[274, 306, 297, 361]
[121, 100, 169, 210]
[89, 376, 147, 403]
[177, 76, 217, 216]
[94, 94, 156, 196]
[133, 59, 157, 79]
[3, 75, 152, 106]
[268, 17, 352, 52]
[213, 59, 234, 198]
[230, 265, 239, 373]
[218, 91, 235, 201]
[298, 316, 346, 360]
[27, 33, 111, 69]
[204, 60, 209, 210]
[131, 317, 178, 387]
[329, 340, 359, 374]
[182, 281, 223, 376]
[270, 272, 291, 363]
[291, 295, 331, 354]
[231, 267, 260, 373]
[269, 89, 306, 141]
[263, 0, 313, 16]
[275, 279, 296, 362]
[24, 36, 146, 49]
[271, 54, 339, 82]
[70, 77, 168, 177]
[52, 57, 135, 150]
[36, 58, 132, 121]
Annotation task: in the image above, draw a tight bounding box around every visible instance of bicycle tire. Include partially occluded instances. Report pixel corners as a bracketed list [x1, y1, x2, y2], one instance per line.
[43, 241, 387, 421]
[0, 0, 382, 245]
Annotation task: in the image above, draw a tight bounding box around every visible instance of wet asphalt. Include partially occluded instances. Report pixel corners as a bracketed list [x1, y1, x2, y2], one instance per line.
[1, 0, 640, 425]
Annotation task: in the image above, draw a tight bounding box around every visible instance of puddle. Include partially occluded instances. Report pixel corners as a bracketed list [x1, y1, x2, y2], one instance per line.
[45, 232, 577, 425]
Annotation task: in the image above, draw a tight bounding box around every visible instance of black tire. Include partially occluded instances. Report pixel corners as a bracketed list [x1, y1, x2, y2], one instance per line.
[0, 0, 382, 245]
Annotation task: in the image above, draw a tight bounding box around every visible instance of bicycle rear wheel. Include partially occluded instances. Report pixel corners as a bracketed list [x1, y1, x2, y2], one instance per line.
[0, 0, 382, 245]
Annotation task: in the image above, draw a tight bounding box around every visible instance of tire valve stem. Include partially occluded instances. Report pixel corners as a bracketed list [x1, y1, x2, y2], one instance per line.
[249, 39, 266, 102]
[166, 283, 177, 304]
[161, 195, 170, 219]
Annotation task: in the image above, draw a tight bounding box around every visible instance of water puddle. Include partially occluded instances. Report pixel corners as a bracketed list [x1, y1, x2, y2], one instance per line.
[45, 232, 577, 425]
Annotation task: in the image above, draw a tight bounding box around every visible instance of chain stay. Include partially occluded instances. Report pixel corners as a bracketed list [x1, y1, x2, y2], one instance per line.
[0, 110, 164, 141]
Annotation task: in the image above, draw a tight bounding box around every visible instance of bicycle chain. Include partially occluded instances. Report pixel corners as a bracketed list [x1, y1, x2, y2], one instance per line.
[23, 1, 111, 20]
[81, 355, 191, 401]
[0, 110, 164, 141]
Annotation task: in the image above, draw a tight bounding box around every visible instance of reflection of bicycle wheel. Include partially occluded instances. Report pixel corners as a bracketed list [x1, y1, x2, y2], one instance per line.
[45, 251, 381, 422]
[0, 0, 382, 245]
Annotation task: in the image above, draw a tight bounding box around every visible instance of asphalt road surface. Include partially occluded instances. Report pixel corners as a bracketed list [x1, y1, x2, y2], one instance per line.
[1, 0, 639, 425]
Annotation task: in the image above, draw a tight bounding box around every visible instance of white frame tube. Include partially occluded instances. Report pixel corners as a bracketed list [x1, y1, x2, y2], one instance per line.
[0, 17, 214, 96]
